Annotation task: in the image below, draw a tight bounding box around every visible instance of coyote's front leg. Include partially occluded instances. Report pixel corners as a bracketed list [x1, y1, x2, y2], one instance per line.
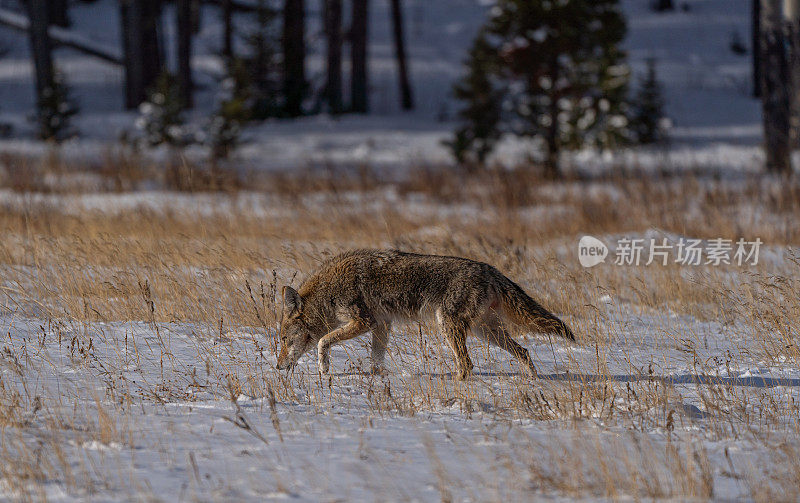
[370, 323, 391, 373]
[317, 319, 370, 374]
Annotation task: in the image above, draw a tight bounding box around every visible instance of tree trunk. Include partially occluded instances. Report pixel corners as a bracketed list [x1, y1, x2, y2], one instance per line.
[120, 0, 134, 107]
[177, 0, 194, 108]
[760, 0, 792, 174]
[753, 0, 762, 96]
[787, 0, 800, 148]
[389, 0, 413, 110]
[545, 60, 561, 178]
[350, 0, 369, 113]
[325, 0, 343, 114]
[26, 0, 55, 109]
[191, 0, 202, 34]
[655, 0, 674, 11]
[282, 0, 306, 117]
[47, 0, 70, 27]
[222, 0, 233, 60]
[121, 0, 163, 109]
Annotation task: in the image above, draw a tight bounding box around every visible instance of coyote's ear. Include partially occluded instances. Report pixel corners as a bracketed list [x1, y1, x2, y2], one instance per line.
[282, 286, 302, 317]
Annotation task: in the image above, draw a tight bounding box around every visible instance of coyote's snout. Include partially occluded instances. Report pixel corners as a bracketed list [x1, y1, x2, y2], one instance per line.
[276, 249, 575, 380]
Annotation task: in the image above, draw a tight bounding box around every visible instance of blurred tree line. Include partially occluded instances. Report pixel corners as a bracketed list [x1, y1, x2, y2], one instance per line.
[14, 0, 799, 176]
[19, 0, 415, 150]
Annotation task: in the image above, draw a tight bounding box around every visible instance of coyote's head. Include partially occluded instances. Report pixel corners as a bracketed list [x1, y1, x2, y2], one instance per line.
[276, 286, 314, 370]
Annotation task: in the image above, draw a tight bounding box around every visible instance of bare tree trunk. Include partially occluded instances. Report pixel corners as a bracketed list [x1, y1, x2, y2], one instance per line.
[545, 58, 560, 179]
[191, 0, 202, 34]
[389, 0, 413, 110]
[655, 0, 673, 11]
[350, 0, 369, 113]
[26, 0, 54, 108]
[120, 1, 134, 107]
[222, 0, 233, 60]
[325, 0, 343, 114]
[787, 0, 800, 147]
[753, 0, 762, 96]
[121, 0, 163, 109]
[282, 0, 306, 117]
[760, 0, 792, 174]
[177, 0, 194, 108]
[47, 0, 70, 27]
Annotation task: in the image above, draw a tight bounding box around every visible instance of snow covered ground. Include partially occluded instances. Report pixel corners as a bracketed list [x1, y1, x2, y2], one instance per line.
[0, 179, 799, 500]
[0, 0, 763, 171]
[1, 300, 798, 500]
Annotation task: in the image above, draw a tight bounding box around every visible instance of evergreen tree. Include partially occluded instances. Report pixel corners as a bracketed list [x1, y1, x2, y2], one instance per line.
[206, 58, 253, 159]
[136, 72, 188, 146]
[446, 32, 503, 167]
[34, 70, 78, 142]
[630, 58, 668, 144]
[451, 0, 631, 176]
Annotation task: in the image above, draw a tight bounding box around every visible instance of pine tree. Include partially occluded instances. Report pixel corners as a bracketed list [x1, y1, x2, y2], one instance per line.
[630, 58, 668, 144]
[34, 70, 78, 141]
[206, 58, 253, 159]
[451, 0, 631, 176]
[136, 72, 188, 146]
[446, 32, 503, 167]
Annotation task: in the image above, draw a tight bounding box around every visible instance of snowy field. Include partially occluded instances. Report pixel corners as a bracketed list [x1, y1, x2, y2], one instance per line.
[1, 171, 799, 501]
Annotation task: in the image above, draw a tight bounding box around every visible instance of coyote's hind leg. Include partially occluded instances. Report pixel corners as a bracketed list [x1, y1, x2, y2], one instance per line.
[439, 314, 474, 381]
[474, 315, 537, 377]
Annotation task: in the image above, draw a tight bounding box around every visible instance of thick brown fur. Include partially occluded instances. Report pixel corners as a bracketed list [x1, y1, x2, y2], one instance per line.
[276, 249, 575, 380]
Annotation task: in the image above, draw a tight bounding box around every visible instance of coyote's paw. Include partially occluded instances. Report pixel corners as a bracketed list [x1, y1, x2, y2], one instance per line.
[318, 353, 330, 375]
[454, 359, 474, 381]
[317, 340, 332, 374]
[370, 364, 387, 376]
[455, 367, 472, 381]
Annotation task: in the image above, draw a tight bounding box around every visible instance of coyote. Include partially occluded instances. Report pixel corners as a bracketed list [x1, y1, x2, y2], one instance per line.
[276, 249, 574, 380]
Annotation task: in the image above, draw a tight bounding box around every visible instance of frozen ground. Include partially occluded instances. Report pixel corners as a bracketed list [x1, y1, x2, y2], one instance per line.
[1, 297, 798, 500]
[0, 0, 763, 171]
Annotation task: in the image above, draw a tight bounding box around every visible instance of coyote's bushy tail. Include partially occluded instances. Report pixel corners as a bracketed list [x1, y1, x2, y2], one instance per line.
[496, 275, 576, 341]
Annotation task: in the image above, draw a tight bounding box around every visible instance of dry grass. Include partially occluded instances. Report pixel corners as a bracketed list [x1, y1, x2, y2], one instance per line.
[0, 153, 798, 500]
